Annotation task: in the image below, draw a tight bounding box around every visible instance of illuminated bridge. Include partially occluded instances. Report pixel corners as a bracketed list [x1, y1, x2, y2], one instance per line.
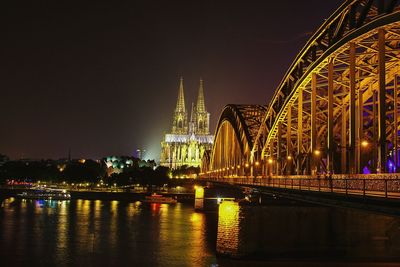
[200, 0, 400, 200]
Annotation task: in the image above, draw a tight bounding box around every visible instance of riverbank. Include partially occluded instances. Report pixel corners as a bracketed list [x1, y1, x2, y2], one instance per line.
[0, 188, 194, 203]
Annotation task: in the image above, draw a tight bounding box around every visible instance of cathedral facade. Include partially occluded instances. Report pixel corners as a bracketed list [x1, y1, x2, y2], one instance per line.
[160, 78, 214, 170]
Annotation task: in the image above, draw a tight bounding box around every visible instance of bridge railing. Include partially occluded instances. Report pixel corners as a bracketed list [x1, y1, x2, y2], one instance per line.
[203, 177, 400, 199]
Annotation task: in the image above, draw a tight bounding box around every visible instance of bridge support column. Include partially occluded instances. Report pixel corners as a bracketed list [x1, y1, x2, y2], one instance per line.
[378, 28, 387, 173]
[311, 73, 317, 175]
[349, 42, 356, 174]
[287, 106, 292, 174]
[327, 60, 334, 174]
[357, 70, 363, 173]
[394, 75, 399, 169]
[372, 89, 378, 172]
[277, 122, 282, 175]
[341, 98, 347, 174]
[194, 186, 205, 211]
[297, 88, 303, 175]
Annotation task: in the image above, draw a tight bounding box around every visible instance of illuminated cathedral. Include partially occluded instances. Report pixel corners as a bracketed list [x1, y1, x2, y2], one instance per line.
[160, 78, 213, 169]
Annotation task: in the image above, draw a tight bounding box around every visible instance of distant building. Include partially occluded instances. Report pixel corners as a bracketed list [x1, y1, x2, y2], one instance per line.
[160, 78, 214, 169]
[104, 156, 156, 176]
[136, 149, 146, 160]
[104, 156, 134, 176]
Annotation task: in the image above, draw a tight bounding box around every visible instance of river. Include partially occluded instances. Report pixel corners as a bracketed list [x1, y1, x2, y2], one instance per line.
[1, 197, 399, 267]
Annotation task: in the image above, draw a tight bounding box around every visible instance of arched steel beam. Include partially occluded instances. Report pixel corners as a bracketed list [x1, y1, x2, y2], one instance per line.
[254, 0, 400, 157]
[211, 104, 266, 164]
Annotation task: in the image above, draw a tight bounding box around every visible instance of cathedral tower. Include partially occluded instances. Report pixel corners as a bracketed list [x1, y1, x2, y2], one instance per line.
[195, 78, 210, 135]
[171, 77, 188, 135]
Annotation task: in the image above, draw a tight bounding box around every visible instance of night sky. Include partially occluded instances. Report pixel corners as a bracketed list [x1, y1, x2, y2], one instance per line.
[1, 0, 344, 160]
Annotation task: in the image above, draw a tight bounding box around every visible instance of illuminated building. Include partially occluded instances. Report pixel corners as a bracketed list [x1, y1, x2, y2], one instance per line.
[160, 77, 213, 170]
[104, 156, 134, 176]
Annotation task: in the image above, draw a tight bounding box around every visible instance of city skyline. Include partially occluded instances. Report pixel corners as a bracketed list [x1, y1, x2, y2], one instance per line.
[1, 1, 343, 160]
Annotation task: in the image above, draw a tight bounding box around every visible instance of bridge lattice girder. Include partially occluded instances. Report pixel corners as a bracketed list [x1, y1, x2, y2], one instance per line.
[250, 0, 400, 176]
[205, 0, 400, 177]
[207, 105, 266, 174]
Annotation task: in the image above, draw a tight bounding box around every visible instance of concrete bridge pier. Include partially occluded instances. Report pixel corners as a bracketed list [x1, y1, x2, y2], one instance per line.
[215, 197, 400, 260]
[194, 184, 243, 211]
[194, 186, 205, 211]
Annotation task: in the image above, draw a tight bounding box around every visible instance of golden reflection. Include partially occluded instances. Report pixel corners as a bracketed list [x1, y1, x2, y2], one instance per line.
[217, 201, 240, 254]
[190, 212, 202, 224]
[56, 200, 68, 260]
[92, 200, 101, 250]
[20, 199, 27, 209]
[188, 211, 208, 266]
[172, 203, 182, 220]
[76, 199, 83, 210]
[76, 200, 91, 253]
[126, 202, 140, 219]
[109, 200, 119, 249]
[219, 201, 239, 218]
[82, 200, 90, 214]
[94, 200, 101, 217]
[111, 200, 118, 213]
[159, 204, 170, 241]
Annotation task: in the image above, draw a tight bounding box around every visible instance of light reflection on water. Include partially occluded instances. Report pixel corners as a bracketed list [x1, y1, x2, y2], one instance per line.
[0, 198, 396, 267]
[0, 198, 398, 267]
[0, 198, 219, 267]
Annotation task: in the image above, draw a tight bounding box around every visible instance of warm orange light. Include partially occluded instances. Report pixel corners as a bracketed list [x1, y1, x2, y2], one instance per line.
[237, 165, 241, 169]
[245, 163, 249, 168]
[314, 150, 321, 156]
[255, 161, 260, 166]
[361, 140, 369, 148]
[268, 158, 273, 164]
[287, 155, 292, 160]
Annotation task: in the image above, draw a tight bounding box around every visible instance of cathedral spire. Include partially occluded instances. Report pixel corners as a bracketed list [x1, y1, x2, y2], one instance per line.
[171, 77, 188, 135]
[175, 77, 186, 113]
[196, 78, 206, 113]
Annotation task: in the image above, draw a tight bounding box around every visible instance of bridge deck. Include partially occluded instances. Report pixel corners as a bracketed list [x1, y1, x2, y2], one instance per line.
[204, 177, 400, 199]
[203, 177, 400, 216]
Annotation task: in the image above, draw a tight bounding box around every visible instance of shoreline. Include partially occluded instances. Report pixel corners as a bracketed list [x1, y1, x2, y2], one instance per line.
[0, 188, 195, 203]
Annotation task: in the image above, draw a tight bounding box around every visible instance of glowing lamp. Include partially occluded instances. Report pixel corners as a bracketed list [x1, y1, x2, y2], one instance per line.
[361, 140, 369, 148]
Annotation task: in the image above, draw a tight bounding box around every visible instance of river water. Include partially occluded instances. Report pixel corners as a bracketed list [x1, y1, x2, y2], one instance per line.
[1, 198, 399, 267]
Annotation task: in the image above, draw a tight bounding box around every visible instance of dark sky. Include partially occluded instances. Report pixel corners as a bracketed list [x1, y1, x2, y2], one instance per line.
[1, 0, 344, 160]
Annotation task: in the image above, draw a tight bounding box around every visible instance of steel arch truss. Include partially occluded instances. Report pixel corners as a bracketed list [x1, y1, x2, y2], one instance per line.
[253, 0, 400, 176]
[207, 105, 266, 176]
